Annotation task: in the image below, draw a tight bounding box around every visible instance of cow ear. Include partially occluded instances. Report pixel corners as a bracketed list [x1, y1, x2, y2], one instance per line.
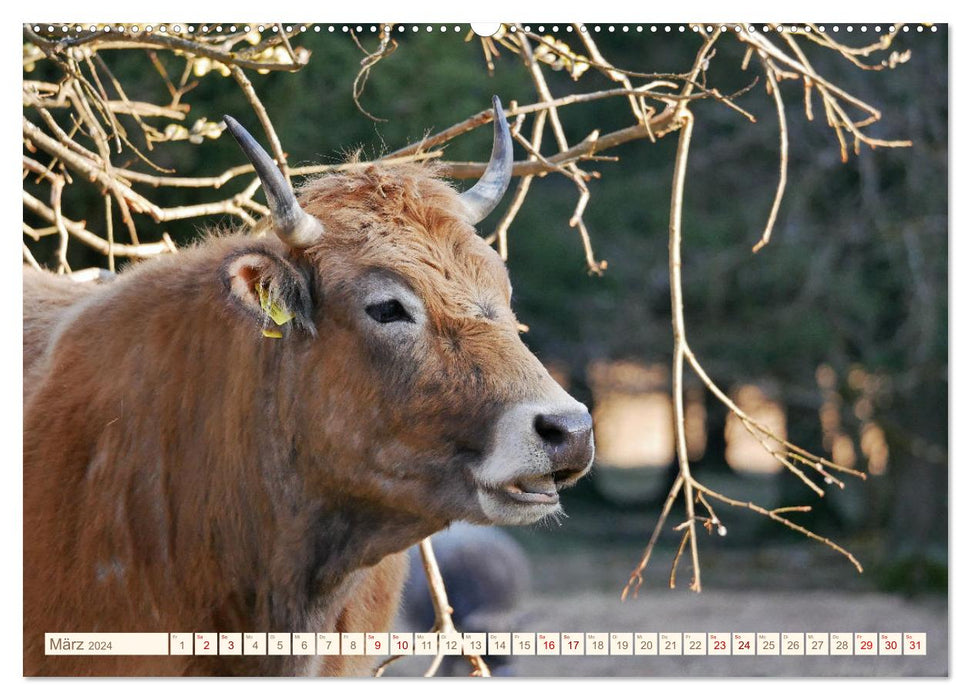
[222, 250, 316, 338]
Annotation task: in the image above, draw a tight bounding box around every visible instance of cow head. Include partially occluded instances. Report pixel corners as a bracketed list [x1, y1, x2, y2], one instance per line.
[222, 98, 593, 530]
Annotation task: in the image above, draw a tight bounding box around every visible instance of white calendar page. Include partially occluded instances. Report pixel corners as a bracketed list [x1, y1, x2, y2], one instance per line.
[14, 0, 958, 690]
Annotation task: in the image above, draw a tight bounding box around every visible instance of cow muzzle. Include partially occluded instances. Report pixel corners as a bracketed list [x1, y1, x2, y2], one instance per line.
[474, 399, 594, 525]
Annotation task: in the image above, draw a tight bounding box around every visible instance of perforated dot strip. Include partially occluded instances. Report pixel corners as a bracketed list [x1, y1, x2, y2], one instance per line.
[28, 24, 940, 37]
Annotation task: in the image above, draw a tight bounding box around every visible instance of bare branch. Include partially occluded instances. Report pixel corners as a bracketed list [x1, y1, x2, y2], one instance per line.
[230, 66, 289, 184]
[667, 108, 702, 591]
[752, 58, 789, 253]
[695, 482, 864, 572]
[26, 24, 309, 73]
[438, 110, 678, 179]
[517, 29, 606, 274]
[415, 539, 491, 678]
[492, 107, 547, 260]
[621, 25, 878, 597]
[575, 27, 651, 126]
[351, 25, 397, 122]
[23, 190, 171, 258]
[388, 88, 687, 161]
[23, 243, 42, 270]
[621, 474, 685, 600]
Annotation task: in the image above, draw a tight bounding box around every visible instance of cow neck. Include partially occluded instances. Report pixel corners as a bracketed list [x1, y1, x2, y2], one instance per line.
[244, 452, 443, 632]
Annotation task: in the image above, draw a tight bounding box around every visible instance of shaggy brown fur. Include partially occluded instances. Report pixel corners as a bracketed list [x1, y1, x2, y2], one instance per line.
[23, 164, 568, 676]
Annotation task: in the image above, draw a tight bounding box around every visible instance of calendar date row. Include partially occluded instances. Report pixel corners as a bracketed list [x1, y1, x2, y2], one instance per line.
[46, 632, 927, 657]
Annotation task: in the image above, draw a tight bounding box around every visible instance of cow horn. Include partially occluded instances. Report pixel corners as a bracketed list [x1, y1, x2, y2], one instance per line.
[223, 115, 324, 249]
[458, 95, 514, 225]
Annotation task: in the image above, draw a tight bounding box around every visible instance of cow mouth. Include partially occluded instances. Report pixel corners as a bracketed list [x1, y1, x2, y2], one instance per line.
[495, 473, 560, 506]
[473, 471, 565, 526]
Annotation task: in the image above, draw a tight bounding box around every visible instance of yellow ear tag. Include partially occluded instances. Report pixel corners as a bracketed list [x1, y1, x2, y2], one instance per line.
[256, 282, 295, 338]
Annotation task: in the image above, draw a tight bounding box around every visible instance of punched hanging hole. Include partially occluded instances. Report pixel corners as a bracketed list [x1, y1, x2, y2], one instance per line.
[470, 23, 502, 37]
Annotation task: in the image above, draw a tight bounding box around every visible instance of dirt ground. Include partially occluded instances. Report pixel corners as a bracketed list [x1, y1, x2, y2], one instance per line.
[384, 486, 948, 678]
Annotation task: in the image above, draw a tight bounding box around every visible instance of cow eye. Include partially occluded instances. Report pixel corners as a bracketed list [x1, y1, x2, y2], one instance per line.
[365, 299, 414, 324]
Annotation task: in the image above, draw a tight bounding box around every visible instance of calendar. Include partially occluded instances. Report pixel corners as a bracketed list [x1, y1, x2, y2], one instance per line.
[21, 16, 948, 680]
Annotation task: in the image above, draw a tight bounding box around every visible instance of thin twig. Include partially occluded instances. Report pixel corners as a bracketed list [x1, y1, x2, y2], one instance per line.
[351, 25, 397, 122]
[275, 24, 299, 64]
[621, 474, 685, 600]
[373, 653, 405, 677]
[694, 482, 863, 572]
[669, 529, 692, 588]
[800, 24, 906, 68]
[105, 195, 115, 272]
[23, 243, 42, 270]
[752, 58, 788, 253]
[683, 343, 866, 482]
[493, 107, 547, 259]
[230, 66, 289, 184]
[417, 539, 490, 677]
[575, 27, 650, 126]
[518, 30, 605, 275]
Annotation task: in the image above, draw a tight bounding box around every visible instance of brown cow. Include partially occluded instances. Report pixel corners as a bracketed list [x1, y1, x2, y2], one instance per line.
[23, 97, 593, 676]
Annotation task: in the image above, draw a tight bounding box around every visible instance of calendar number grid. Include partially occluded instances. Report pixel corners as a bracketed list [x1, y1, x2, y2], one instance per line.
[44, 632, 927, 657]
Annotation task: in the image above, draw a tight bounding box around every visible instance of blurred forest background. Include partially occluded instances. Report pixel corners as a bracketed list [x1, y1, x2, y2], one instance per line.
[23, 22, 947, 613]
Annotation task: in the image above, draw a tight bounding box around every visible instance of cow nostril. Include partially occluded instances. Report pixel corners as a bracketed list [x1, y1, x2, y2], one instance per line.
[534, 414, 568, 447]
[533, 410, 594, 469]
